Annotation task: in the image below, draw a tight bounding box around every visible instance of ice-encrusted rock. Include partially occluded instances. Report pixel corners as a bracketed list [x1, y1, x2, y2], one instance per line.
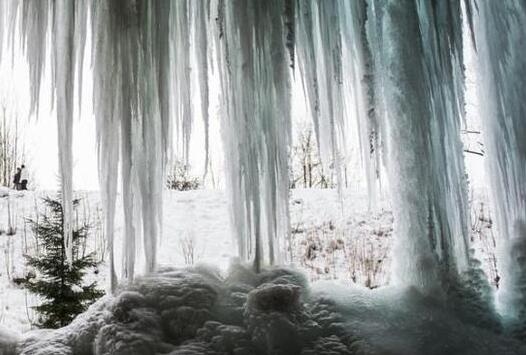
[10, 264, 523, 355]
[8, 265, 355, 355]
[246, 283, 301, 314]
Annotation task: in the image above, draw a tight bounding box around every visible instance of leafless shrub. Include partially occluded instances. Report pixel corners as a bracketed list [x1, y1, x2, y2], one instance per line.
[178, 233, 204, 266]
[0, 104, 29, 188]
[293, 213, 392, 288]
[166, 160, 200, 191]
[289, 125, 335, 189]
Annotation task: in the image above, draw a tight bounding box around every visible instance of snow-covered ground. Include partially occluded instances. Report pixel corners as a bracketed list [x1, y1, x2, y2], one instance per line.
[0, 187, 500, 338]
[1, 187, 523, 354]
[0, 188, 389, 334]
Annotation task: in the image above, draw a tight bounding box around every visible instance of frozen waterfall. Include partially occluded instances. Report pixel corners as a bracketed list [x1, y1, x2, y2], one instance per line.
[1, 0, 525, 335]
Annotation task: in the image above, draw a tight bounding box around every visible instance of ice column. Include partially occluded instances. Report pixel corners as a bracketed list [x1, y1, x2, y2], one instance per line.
[365, 0, 470, 293]
[474, 0, 526, 334]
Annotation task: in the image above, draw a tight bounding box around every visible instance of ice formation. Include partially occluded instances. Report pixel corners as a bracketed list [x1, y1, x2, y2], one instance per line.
[1, 0, 525, 343]
[216, 0, 293, 270]
[473, 0, 526, 335]
[364, 0, 471, 293]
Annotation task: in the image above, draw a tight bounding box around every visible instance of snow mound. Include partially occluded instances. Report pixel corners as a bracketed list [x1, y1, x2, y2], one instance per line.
[7, 264, 526, 355]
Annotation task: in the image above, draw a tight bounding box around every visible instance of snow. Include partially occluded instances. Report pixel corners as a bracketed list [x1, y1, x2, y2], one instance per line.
[0, 188, 387, 335]
[0, 187, 512, 348]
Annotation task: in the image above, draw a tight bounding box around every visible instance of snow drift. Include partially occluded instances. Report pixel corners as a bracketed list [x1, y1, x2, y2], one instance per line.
[2, 265, 524, 355]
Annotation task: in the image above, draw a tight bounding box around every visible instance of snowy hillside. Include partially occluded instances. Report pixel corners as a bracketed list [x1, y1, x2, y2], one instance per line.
[0, 188, 385, 333]
[0, 187, 499, 337]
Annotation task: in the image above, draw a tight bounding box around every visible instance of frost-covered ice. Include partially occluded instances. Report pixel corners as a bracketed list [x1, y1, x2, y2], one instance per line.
[1, 265, 525, 355]
[474, 0, 526, 335]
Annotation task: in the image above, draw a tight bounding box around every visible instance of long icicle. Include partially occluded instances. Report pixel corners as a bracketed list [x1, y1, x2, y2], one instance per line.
[217, 0, 292, 270]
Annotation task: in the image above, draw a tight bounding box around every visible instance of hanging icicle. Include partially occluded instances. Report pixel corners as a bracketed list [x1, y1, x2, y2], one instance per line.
[338, 0, 382, 207]
[90, 0, 173, 281]
[296, 0, 346, 190]
[172, 0, 192, 163]
[216, 0, 292, 271]
[193, 0, 211, 181]
[9, 0, 89, 266]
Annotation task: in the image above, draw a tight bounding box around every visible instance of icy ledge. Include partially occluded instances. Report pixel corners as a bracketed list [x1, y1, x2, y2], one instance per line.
[1, 264, 525, 355]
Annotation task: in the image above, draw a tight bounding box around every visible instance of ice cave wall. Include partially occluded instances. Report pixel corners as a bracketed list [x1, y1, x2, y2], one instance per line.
[0, 0, 524, 328]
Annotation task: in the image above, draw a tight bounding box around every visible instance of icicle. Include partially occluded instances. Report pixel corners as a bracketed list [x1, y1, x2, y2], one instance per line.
[474, 0, 526, 334]
[0, 1, 4, 60]
[74, 0, 88, 112]
[217, 0, 292, 270]
[90, 0, 173, 280]
[193, 0, 211, 181]
[54, 0, 76, 264]
[172, 0, 192, 163]
[91, 0, 120, 290]
[338, 0, 381, 208]
[365, 0, 471, 293]
[9, 1, 88, 265]
[19, 0, 50, 116]
[296, 0, 346, 189]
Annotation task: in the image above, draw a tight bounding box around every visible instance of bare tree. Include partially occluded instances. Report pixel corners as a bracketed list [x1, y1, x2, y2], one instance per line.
[0, 104, 27, 188]
[290, 125, 334, 189]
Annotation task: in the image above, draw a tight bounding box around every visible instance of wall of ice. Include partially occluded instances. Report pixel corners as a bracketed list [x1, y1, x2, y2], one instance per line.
[474, 0, 526, 335]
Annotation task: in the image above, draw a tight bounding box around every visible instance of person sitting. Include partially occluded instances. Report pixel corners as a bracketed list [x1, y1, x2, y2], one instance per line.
[20, 164, 28, 190]
[13, 167, 21, 190]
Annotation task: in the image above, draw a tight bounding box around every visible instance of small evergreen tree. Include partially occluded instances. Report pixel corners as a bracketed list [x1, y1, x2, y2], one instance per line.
[20, 196, 104, 328]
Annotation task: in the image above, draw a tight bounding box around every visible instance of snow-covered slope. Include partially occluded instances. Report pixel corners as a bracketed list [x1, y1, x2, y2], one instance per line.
[0, 188, 389, 334]
[0, 187, 509, 354]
